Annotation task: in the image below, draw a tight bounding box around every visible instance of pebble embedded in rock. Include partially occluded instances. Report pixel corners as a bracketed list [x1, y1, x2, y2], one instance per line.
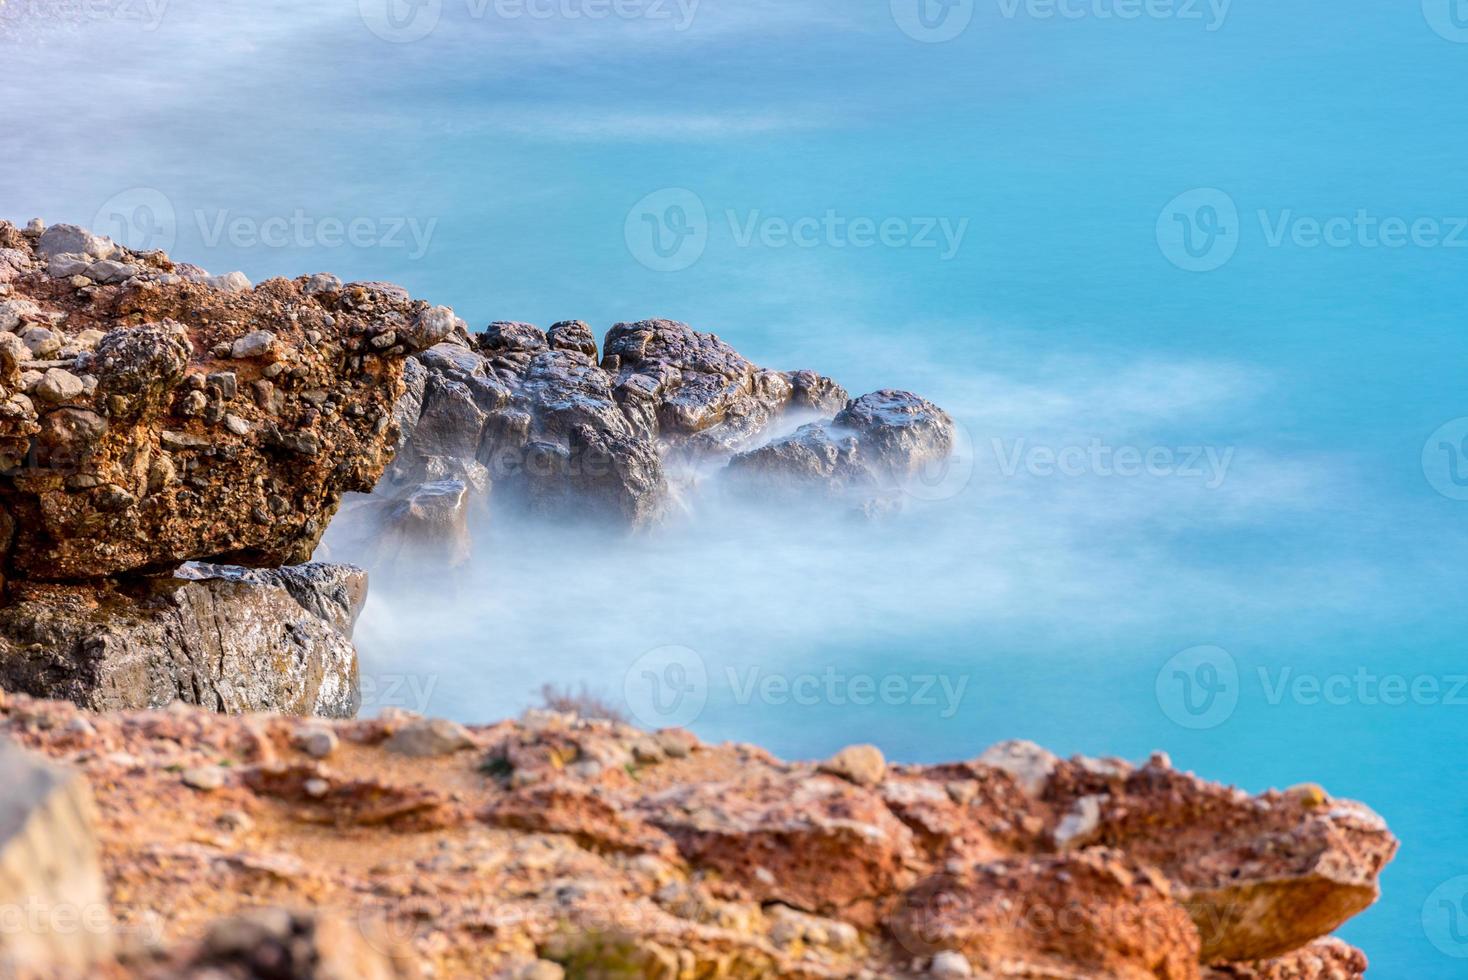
[383, 718, 475, 757]
[181, 766, 226, 792]
[819, 744, 886, 787]
[515, 962, 566, 980]
[230, 330, 276, 359]
[224, 414, 251, 436]
[20, 325, 60, 357]
[930, 951, 972, 977]
[36, 368, 84, 404]
[294, 727, 338, 760]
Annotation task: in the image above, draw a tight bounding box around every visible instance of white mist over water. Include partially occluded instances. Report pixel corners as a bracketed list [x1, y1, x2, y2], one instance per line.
[322, 343, 1380, 729]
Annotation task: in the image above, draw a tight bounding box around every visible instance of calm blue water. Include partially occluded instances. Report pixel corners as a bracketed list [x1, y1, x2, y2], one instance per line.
[6, 2, 1468, 974]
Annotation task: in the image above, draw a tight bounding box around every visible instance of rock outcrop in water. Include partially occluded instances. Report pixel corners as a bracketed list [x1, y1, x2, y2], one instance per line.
[0, 695, 1395, 979]
[346, 317, 954, 579]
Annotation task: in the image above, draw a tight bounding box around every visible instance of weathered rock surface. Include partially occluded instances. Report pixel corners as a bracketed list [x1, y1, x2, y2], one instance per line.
[0, 563, 364, 717]
[350, 315, 948, 557]
[723, 390, 955, 506]
[0, 220, 449, 583]
[0, 696, 1394, 979]
[0, 739, 111, 975]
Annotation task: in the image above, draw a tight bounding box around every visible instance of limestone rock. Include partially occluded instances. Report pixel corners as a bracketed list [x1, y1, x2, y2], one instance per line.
[0, 220, 460, 582]
[819, 743, 887, 787]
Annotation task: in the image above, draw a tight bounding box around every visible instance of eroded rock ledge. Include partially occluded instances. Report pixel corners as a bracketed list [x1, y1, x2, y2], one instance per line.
[0, 695, 1395, 979]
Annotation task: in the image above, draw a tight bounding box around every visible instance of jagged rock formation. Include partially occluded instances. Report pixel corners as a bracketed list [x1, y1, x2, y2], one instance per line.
[347, 317, 953, 577]
[0, 219, 452, 715]
[723, 390, 954, 506]
[0, 695, 1395, 979]
[0, 221, 451, 582]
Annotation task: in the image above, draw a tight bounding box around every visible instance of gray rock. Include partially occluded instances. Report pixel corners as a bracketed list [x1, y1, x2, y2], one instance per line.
[19, 325, 60, 357]
[547, 319, 597, 357]
[182, 766, 227, 792]
[929, 950, 972, 977]
[401, 305, 458, 351]
[0, 299, 41, 332]
[230, 330, 276, 359]
[35, 368, 84, 404]
[45, 253, 94, 279]
[383, 718, 475, 757]
[0, 563, 366, 717]
[35, 223, 116, 260]
[85, 259, 139, 284]
[834, 389, 954, 478]
[293, 726, 339, 760]
[481, 320, 548, 354]
[205, 271, 252, 293]
[0, 741, 112, 973]
[301, 272, 342, 296]
[978, 740, 1060, 797]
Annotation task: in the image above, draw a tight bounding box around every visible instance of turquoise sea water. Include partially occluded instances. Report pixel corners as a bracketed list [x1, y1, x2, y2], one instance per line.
[5, 1, 1468, 973]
